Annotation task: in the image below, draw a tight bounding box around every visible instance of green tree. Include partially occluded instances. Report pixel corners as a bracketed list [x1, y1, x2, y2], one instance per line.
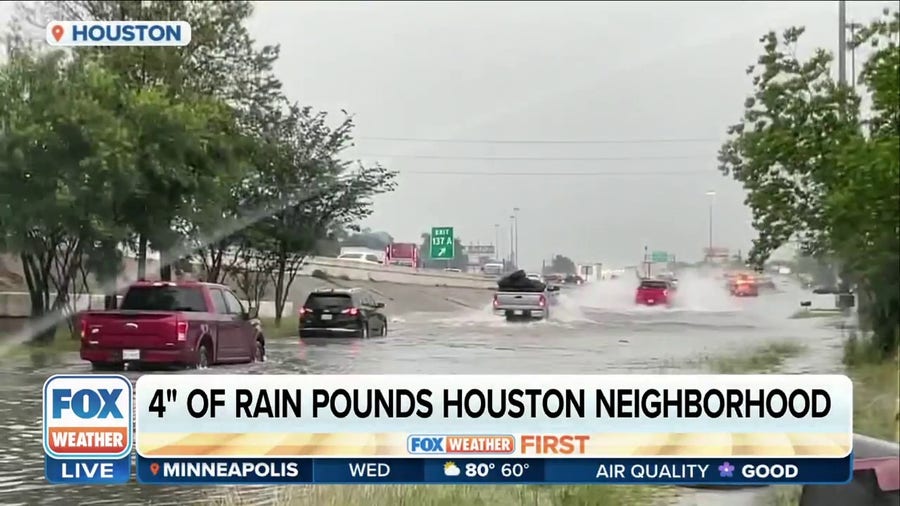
[29, 0, 282, 281]
[549, 254, 577, 274]
[342, 231, 394, 251]
[826, 10, 899, 354]
[721, 10, 899, 357]
[718, 27, 861, 267]
[247, 106, 397, 325]
[0, 51, 135, 341]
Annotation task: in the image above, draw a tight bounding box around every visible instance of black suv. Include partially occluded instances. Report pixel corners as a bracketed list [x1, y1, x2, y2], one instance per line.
[298, 288, 388, 338]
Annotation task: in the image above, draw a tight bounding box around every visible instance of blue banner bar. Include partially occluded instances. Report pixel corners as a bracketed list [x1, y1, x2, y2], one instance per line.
[134, 456, 852, 485]
[45, 456, 132, 484]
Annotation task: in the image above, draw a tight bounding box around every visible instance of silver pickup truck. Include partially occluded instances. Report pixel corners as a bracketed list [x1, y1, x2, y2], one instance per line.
[492, 284, 560, 321]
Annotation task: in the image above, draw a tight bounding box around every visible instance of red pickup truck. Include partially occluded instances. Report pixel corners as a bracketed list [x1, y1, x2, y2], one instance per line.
[635, 279, 673, 307]
[80, 281, 265, 370]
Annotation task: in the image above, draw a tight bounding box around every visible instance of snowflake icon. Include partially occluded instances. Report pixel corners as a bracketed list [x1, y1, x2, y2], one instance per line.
[718, 461, 735, 478]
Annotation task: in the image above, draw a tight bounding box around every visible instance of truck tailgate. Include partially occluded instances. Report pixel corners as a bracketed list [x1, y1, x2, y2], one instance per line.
[83, 311, 180, 349]
[495, 292, 545, 308]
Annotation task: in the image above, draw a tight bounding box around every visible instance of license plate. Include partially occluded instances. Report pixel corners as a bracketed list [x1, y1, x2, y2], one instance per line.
[123, 349, 140, 360]
[648, 300, 655, 304]
[321, 314, 332, 320]
[514, 310, 523, 315]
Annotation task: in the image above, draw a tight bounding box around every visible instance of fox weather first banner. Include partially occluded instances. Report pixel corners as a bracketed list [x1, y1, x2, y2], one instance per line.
[44, 374, 854, 485]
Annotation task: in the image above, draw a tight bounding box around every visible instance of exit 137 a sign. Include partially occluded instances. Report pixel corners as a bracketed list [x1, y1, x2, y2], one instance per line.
[430, 226, 455, 259]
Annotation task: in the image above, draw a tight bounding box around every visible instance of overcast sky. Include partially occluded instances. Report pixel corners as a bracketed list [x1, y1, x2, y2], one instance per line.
[2, 1, 895, 269]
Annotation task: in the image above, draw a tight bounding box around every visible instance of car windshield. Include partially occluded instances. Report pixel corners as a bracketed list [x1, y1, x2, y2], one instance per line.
[306, 294, 353, 310]
[120, 286, 208, 312]
[639, 281, 669, 290]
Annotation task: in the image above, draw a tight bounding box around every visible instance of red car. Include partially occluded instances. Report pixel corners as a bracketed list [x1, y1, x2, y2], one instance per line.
[635, 279, 673, 307]
[80, 281, 266, 370]
[730, 276, 759, 297]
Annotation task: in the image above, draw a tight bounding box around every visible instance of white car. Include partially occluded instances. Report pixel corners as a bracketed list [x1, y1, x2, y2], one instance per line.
[337, 253, 383, 265]
[526, 272, 545, 283]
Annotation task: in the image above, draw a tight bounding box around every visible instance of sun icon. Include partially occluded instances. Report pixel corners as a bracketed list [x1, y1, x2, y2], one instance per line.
[444, 461, 456, 470]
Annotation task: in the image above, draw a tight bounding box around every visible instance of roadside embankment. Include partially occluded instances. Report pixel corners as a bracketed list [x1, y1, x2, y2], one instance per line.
[0, 255, 496, 319]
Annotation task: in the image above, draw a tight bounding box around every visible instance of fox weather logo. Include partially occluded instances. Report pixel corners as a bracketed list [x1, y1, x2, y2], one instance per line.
[43, 374, 133, 484]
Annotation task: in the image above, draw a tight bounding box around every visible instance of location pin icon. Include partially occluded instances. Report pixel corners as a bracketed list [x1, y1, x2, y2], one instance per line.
[51, 25, 64, 42]
[150, 462, 160, 476]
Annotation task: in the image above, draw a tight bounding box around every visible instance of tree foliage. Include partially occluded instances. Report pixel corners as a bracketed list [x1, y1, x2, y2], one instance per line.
[720, 9, 899, 356]
[548, 255, 577, 274]
[0, 2, 397, 340]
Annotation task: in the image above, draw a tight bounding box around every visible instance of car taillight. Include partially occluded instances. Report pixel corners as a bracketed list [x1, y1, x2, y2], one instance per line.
[538, 295, 546, 307]
[663, 290, 668, 296]
[80, 318, 87, 339]
[341, 307, 360, 316]
[176, 320, 188, 342]
[299, 307, 311, 315]
[492, 295, 499, 308]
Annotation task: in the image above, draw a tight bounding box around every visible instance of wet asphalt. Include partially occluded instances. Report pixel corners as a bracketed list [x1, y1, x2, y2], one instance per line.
[0, 272, 848, 505]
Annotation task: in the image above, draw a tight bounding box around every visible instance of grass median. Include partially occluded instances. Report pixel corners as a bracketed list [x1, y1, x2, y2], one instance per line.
[761, 333, 899, 506]
[213, 483, 669, 506]
[697, 341, 805, 374]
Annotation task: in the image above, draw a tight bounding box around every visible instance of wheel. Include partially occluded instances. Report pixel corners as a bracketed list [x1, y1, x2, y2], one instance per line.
[254, 338, 266, 362]
[380, 320, 388, 337]
[197, 342, 212, 369]
[360, 322, 370, 339]
[91, 362, 123, 371]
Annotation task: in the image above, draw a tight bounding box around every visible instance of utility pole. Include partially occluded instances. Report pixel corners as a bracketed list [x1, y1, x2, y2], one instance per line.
[838, 0, 847, 85]
[705, 190, 716, 262]
[848, 21, 861, 89]
[513, 207, 520, 270]
[643, 245, 650, 278]
[509, 215, 515, 268]
[494, 224, 501, 262]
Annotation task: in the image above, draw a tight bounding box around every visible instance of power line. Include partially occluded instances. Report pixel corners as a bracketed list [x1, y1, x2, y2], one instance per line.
[398, 169, 712, 176]
[354, 153, 711, 161]
[358, 136, 722, 145]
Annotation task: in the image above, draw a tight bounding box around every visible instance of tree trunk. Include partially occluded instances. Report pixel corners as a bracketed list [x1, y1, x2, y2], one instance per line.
[159, 249, 172, 281]
[21, 252, 56, 344]
[273, 250, 287, 326]
[137, 234, 148, 280]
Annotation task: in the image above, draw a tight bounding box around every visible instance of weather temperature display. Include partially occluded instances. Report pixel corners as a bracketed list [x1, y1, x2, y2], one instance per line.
[424, 459, 544, 483]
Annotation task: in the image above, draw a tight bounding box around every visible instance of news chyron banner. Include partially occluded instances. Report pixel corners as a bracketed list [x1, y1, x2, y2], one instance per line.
[44, 374, 854, 485]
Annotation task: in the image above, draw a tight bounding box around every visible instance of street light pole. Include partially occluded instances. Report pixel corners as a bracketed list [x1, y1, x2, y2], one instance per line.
[509, 215, 515, 268]
[513, 207, 520, 269]
[705, 190, 716, 261]
[838, 0, 847, 85]
[494, 224, 501, 261]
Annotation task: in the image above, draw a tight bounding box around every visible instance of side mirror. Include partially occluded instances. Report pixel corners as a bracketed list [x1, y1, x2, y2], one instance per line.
[240, 311, 250, 320]
[800, 301, 812, 307]
[548, 286, 560, 292]
[375, 302, 385, 308]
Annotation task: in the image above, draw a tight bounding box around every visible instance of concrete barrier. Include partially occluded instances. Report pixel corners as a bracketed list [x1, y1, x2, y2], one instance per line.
[299, 257, 496, 289]
[0, 291, 291, 319]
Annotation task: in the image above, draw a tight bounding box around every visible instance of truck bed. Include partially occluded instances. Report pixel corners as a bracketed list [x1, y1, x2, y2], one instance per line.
[493, 290, 557, 320]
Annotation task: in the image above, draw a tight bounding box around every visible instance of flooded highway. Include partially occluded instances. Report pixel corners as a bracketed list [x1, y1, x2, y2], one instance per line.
[0, 273, 849, 505]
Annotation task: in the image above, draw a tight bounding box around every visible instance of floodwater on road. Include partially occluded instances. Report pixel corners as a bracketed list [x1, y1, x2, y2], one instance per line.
[0, 272, 849, 505]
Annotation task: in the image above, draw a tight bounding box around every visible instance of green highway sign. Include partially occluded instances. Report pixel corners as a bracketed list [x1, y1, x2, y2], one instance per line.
[651, 250, 668, 263]
[430, 226, 455, 259]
